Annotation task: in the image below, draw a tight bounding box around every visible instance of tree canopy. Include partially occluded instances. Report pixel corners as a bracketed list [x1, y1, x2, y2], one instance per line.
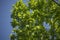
[10, 0, 60, 40]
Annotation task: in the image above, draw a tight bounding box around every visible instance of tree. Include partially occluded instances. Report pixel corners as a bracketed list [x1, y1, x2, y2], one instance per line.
[10, 0, 60, 40]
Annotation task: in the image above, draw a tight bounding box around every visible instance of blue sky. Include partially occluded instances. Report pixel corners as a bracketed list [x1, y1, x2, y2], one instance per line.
[0, 0, 17, 40]
[0, 0, 27, 40]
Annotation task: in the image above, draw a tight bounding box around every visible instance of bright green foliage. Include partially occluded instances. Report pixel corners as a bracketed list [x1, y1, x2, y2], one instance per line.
[10, 0, 60, 40]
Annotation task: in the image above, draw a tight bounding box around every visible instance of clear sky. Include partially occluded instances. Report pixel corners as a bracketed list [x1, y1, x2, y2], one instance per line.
[0, 0, 27, 40]
[0, 0, 17, 40]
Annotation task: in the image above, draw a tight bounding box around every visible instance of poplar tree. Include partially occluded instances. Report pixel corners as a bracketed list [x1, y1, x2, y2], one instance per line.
[10, 0, 60, 40]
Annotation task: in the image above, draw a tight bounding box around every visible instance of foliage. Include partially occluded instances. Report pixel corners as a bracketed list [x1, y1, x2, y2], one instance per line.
[10, 0, 60, 40]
